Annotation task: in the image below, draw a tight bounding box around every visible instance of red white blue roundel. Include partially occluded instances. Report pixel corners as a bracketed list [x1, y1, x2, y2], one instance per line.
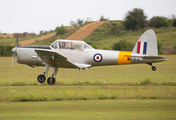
[93, 53, 103, 62]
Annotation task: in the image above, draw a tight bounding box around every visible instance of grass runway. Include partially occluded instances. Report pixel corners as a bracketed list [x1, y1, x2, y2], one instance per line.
[0, 100, 176, 120]
[0, 56, 176, 119]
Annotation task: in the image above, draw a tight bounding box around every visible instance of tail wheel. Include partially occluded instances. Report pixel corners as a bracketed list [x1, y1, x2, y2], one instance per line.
[37, 74, 46, 83]
[147, 63, 157, 71]
[47, 77, 55, 85]
[152, 66, 156, 71]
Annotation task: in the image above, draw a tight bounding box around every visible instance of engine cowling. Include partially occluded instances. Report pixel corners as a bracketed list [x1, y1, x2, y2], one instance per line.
[16, 46, 47, 66]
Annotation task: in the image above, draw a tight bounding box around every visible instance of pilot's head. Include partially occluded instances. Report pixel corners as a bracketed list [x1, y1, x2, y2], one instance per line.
[62, 42, 66, 48]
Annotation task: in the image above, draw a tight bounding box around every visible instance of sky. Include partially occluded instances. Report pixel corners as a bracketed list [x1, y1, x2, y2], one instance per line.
[0, 0, 176, 34]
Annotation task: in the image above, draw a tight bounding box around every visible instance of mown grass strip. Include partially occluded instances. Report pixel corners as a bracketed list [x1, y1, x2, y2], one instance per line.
[0, 86, 175, 102]
[1, 80, 176, 86]
[0, 100, 176, 120]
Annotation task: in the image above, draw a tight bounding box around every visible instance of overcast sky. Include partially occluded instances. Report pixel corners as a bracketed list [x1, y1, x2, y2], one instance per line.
[0, 0, 176, 34]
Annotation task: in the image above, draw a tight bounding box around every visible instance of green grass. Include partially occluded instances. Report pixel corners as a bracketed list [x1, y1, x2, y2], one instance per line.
[0, 56, 176, 119]
[0, 100, 175, 120]
[0, 86, 175, 102]
[0, 56, 175, 102]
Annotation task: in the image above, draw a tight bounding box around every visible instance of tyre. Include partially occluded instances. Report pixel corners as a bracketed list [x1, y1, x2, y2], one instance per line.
[47, 77, 56, 85]
[37, 74, 46, 83]
[152, 66, 156, 71]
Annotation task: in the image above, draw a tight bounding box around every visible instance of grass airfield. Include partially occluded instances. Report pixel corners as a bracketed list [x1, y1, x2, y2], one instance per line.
[0, 56, 176, 119]
[0, 100, 175, 120]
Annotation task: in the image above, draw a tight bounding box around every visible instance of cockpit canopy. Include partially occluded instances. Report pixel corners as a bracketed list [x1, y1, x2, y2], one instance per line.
[50, 39, 94, 51]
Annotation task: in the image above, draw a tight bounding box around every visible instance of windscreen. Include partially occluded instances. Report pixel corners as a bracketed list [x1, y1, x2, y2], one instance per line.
[51, 41, 57, 49]
[71, 42, 83, 50]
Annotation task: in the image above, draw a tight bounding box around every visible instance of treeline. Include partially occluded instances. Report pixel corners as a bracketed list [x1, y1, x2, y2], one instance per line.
[0, 45, 13, 56]
[122, 8, 176, 30]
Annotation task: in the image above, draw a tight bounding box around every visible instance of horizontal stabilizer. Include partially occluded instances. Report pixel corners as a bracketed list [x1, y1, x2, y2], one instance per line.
[142, 56, 167, 60]
[142, 56, 167, 63]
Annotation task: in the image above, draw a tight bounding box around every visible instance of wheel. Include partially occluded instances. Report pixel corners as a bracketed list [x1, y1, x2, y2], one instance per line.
[152, 66, 156, 71]
[47, 77, 55, 85]
[37, 74, 46, 83]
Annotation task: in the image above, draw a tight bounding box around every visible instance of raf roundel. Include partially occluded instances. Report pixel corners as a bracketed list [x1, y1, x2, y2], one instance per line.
[93, 53, 103, 62]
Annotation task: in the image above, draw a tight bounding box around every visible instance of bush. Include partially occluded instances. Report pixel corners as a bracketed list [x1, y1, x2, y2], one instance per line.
[55, 26, 68, 35]
[122, 8, 148, 30]
[0, 45, 13, 56]
[110, 22, 124, 35]
[157, 41, 163, 54]
[111, 40, 134, 51]
[172, 19, 176, 27]
[148, 16, 170, 28]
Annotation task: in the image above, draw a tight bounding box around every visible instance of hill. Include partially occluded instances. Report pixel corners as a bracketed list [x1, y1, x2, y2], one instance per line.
[0, 21, 176, 55]
[65, 21, 106, 40]
[5, 21, 105, 46]
[18, 32, 56, 46]
[83, 21, 176, 54]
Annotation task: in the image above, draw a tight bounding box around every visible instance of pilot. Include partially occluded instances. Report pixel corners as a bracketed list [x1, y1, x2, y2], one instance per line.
[62, 42, 66, 49]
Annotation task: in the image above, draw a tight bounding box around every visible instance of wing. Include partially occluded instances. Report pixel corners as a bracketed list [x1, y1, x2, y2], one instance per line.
[35, 49, 91, 69]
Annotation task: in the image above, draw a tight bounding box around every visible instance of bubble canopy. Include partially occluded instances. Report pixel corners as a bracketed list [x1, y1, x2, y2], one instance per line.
[50, 39, 94, 51]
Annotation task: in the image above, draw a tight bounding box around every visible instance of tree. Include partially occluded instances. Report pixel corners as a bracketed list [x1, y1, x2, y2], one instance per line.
[55, 26, 68, 35]
[77, 18, 84, 26]
[70, 21, 77, 27]
[122, 8, 148, 30]
[148, 16, 170, 28]
[99, 15, 109, 21]
[171, 15, 176, 27]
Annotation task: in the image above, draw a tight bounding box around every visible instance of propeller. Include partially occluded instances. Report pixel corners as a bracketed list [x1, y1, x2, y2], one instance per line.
[12, 34, 19, 67]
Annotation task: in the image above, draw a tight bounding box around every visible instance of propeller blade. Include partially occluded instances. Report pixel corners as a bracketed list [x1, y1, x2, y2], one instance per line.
[12, 53, 16, 67]
[15, 34, 18, 47]
[12, 34, 18, 67]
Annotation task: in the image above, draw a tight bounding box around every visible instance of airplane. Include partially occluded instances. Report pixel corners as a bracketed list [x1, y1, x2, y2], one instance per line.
[12, 29, 167, 85]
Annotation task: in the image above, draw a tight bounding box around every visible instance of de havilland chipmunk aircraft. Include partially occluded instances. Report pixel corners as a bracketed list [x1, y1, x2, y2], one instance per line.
[12, 29, 167, 85]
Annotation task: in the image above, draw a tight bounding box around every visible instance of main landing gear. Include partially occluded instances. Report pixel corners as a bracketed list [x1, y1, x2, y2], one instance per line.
[37, 64, 58, 85]
[147, 63, 156, 71]
[37, 74, 56, 85]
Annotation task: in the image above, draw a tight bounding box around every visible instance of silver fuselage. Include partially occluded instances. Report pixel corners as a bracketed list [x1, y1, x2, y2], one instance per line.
[14, 45, 166, 68]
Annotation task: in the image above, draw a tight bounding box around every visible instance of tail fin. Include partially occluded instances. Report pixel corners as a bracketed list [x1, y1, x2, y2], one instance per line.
[132, 29, 158, 56]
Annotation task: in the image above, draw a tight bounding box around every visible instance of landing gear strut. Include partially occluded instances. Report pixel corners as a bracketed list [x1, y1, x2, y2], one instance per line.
[147, 63, 156, 71]
[47, 67, 58, 85]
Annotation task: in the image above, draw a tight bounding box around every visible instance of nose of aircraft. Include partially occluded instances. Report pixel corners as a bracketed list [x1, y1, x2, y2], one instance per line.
[12, 47, 17, 53]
